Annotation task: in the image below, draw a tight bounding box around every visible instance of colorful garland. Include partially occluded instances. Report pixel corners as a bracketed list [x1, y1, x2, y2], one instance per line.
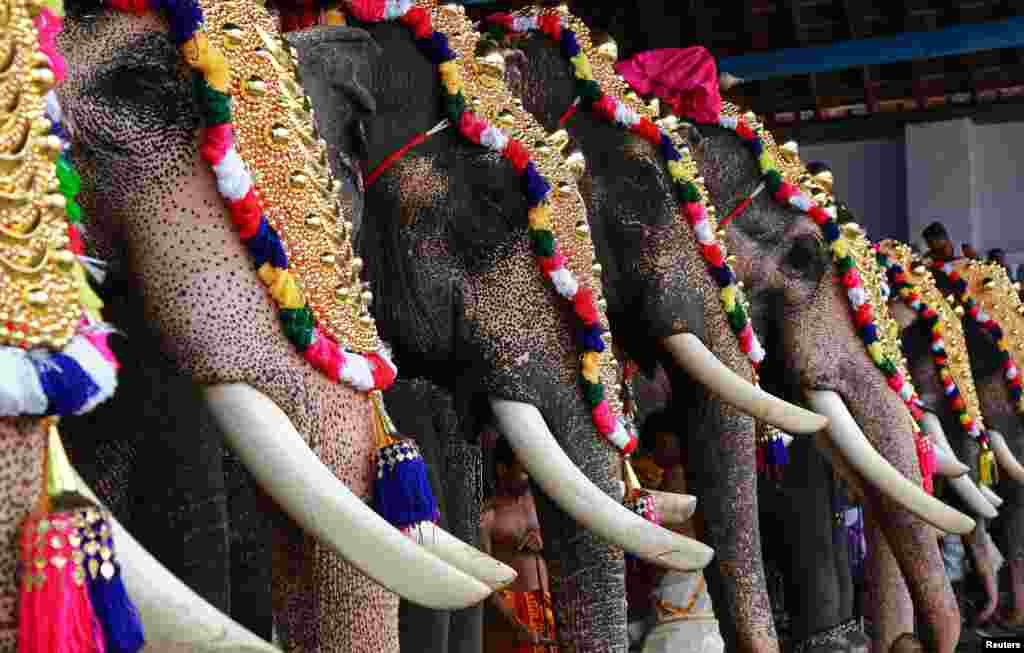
[875, 248, 996, 484]
[0, 7, 119, 418]
[105, 0, 396, 394]
[335, 0, 637, 455]
[482, 12, 766, 376]
[711, 114, 936, 493]
[930, 260, 1024, 416]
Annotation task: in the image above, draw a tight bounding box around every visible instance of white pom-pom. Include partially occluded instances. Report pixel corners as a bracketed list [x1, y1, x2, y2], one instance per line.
[549, 267, 579, 299]
[1008, 366, 1019, 382]
[340, 353, 376, 392]
[480, 126, 508, 152]
[748, 337, 766, 364]
[213, 149, 252, 202]
[45, 91, 64, 125]
[899, 383, 914, 401]
[607, 419, 632, 451]
[0, 349, 49, 416]
[848, 286, 867, 308]
[613, 102, 640, 127]
[719, 116, 738, 130]
[694, 220, 715, 245]
[977, 310, 990, 323]
[384, 0, 413, 18]
[65, 335, 118, 414]
[512, 15, 538, 32]
[790, 193, 813, 212]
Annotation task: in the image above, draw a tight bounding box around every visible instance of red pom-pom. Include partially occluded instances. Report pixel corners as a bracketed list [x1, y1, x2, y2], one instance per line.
[701, 243, 724, 267]
[367, 352, 398, 391]
[459, 111, 487, 144]
[574, 287, 600, 325]
[634, 118, 661, 145]
[592, 400, 615, 434]
[200, 124, 234, 166]
[774, 182, 799, 202]
[735, 121, 755, 140]
[886, 374, 904, 393]
[347, 0, 386, 22]
[951, 397, 966, 412]
[808, 206, 830, 225]
[400, 6, 432, 39]
[229, 189, 263, 239]
[538, 14, 561, 39]
[593, 95, 618, 122]
[66, 224, 84, 255]
[854, 303, 874, 328]
[503, 139, 531, 173]
[841, 268, 861, 289]
[684, 202, 704, 225]
[539, 251, 567, 274]
[108, 0, 149, 15]
[486, 12, 514, 29]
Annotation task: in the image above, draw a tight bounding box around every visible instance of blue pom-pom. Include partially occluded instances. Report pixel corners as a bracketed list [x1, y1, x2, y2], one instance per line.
[749, 138, 764, 156]
[1013, 386, 1023, 402]
[244, 218, 289, 269]
[157, 0, 203, 45]
[374, 440, 440, 531]
[710, 265, 735, 287]
[991, 325, 1004, 341]
[34, 352, 99, 416]
[861, 324, 879, 344]
[822, 221, 840, 242]
[660, 134, 680, 161]
[422, 32, 454, 64]
[581, 324, 606, 352]
[523, 163, 551, 207]
[561, 29, 580, 57]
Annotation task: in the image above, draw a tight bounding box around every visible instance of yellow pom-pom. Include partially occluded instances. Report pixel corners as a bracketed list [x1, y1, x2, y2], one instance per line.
[439, 61, 462, 95]
[258, 264, 305, 309]
[324, 8, 347, 25]
[581, 351, 601, 384]
[528, 205, 552, 231]
[721, 285, 737, 311]
[666, 159, 687, 182]
[867, 342, 884, 365]
[758, 152, 775, 172]
[570, 54, 593, 80]
[830, 238, 848, 259]
[181, 33, 230, 93]
[959, 413, 971, 425]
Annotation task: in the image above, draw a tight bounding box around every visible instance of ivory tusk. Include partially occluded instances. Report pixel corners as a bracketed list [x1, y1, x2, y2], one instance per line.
[70, 470, 277, 652]
[989, 431, 1024, 484]
[405, 522, 517, 589]
[490, 398, 714, 571]
[919, 411, 969, 477]
[980, 483, 1004, 508]
[806, 390, 975, 535]
[663, 333, 828, 434]
[947, 474, 998, 519]
[203, 383, 493, 609]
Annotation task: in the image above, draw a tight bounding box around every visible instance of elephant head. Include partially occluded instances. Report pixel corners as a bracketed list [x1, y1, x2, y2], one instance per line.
[687, 111, 972, 652]
[474, 11, 826, 652]
[55, 0, 520, 650]
[285, 2, 713, 649]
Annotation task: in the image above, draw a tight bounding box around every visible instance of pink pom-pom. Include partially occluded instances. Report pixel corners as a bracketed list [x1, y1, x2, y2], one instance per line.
[738, 323, 754, 353]
[201, 123, 234, 166]
[459, 111, 487, 144]
[367, 352, 398, 390]
[592, 401, 615, 434]
[593, 95, 618, 122]
[886, 373, 904, 393]
[346, 0, 386, 22]
[304, 330, 343, 381]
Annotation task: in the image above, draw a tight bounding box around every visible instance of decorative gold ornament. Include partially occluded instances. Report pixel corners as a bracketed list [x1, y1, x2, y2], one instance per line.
[951, 259, 1024, 381]
[0, 0, 80, 350]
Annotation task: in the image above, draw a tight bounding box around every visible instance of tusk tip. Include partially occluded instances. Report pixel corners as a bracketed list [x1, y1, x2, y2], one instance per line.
[655, 544, 714, 571]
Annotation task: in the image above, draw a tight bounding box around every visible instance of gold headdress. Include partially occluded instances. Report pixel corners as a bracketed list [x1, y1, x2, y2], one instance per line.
[953, 259, 1024, 381]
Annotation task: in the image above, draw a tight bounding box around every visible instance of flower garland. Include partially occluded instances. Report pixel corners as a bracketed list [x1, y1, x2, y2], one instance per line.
[105, 0, 396, 395]
[0, 7, 119, 418]
[875, 247, 996, 484]
[929, 260, 1024, 416]
[712, 114, 936, 493]
[335, 0, 637, 455]
[482, 12, 766, 376]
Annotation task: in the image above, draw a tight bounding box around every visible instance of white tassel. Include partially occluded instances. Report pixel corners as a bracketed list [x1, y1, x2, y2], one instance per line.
[213, 149, 253, 202]
[899, 383, 915, 402]
[45, 90, 64, 124]
[607, 419, 632, 451]
[78, 255, 108, 285]
[748, 337, 766, 364]
[0, 348, 49, 416]
[719, 116, 738, 130]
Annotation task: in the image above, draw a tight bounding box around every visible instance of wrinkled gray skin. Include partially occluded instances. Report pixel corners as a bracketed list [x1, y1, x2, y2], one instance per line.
[291, 23, 635, 652]
[497, 34, 769, 653]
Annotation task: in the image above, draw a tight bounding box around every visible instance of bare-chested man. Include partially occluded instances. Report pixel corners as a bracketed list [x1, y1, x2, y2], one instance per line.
[481, 435, 558, 652]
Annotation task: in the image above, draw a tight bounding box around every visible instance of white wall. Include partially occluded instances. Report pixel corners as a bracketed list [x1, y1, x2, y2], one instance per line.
[973, 121, 1024, 268]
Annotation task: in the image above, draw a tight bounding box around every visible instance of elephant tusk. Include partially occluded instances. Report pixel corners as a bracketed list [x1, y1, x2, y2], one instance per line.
[405, 522, 517, 589]
[919, 411, 970, 477]
[781, 432, 794, 448]
[979, 483, 1004, 509]
[946, 474, 998, 519]
[489, 398, 714, 571]
[989, 431, 1024, 484]
[70, 470, 277, 652]
[203, 383, 493, 609]
[806, 390, 975, 535]
[663, 333, 828, 434]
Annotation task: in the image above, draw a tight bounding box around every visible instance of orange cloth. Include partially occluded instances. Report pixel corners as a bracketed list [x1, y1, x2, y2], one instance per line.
[484, 589, 557, 653]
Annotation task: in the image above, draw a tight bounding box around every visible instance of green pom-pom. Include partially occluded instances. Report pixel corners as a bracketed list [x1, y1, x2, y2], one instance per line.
[581, 378, 605, 406]
[529, 228, 556, 257]
[727, 304, 747, 332]
[879, 359, 898, 377]
[56, 156, 80, 197]
[443, 91, 467, 123]
[486, 23, 506, 42]
[65, 199, 82, 224]
[763, 169, 783, 194]
[576, 79, 602, 105]
[836, 256, 855, 274]
[195, 77, 232, 126]
[279, 307, 316, 351]
[683, 182, 701, 203]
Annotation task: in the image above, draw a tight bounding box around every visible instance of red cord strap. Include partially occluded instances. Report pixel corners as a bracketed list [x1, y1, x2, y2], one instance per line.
[365, 119, 450, 187]
[719, 180, 765, 229]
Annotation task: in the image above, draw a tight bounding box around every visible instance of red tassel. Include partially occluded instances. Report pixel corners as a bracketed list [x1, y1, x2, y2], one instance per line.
[916, 435, 935, 495]
[18, 511, 105, 653]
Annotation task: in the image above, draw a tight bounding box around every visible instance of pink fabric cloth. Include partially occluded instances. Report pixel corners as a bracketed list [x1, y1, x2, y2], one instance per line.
[614, 47, 721, 124]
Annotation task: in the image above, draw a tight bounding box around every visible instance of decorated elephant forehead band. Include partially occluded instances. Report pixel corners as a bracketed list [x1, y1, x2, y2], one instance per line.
[1, 0, 118, 418]
[100, 0, 403, 395]
[875, 240, 996, 484]
[933, 258, 1024, 418]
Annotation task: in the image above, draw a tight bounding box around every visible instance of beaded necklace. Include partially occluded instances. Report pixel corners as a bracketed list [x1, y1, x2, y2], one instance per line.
[875, 242, 995, 484]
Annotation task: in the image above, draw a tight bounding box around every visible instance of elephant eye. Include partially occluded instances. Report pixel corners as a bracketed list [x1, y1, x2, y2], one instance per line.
[96, 63, 178, 106]
[784, 234, 828, 279]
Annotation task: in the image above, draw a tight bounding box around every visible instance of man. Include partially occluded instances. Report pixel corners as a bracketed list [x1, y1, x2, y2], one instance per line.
[989, 248, 1009, 272]
[922, 222, 955, 264]
[480, 436, 558, 652]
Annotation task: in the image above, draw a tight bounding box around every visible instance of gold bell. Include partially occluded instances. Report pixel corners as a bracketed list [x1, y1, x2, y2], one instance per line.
[564, 151, 586, 180]
[596, 40, 618, 62]
[477, 52, 506, 79]
[656, 115, 679, 132]
[575, 219, 590, 237]
[31, 67, 55, 89]
[984, 278, 996, 290]
[305, 214, 323, 228]
[624, 91, 640, 104]
[320, 253, 336, 265]
[955, 305, 965, 317]
[222, 24, 245, 48]
[1016, 305, 1024, 315]
[497, 110, 516, 128]
[592, 262, 603, 275]
[289, 172, 309, 188]
[546, 129, 570, 152]
[912, 265, 926, 276]
[269, 125, 291, 145]
[350, 257, 365, 276]
[243, 77, 268, 97]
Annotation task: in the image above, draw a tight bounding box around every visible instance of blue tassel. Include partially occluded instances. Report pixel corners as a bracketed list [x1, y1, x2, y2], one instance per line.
[78, 510, 145, 653]
[749, 138, 764, 156]
[770, 436, 789, 466]
[157, 0, 204, 46]
[561, 29, 580, 57]
[373, 440, 440, 531]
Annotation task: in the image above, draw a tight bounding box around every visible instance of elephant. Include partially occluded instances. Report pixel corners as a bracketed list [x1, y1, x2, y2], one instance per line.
[284, 2, 717, 651]
[473, 11, 828, 653]
[55, 1, 510, 651]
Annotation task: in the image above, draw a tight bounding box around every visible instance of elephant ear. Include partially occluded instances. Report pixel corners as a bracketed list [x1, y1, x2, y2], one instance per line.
[287, 26, 381, 237]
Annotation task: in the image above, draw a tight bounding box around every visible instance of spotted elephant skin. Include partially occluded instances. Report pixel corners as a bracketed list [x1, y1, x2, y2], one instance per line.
[691, 124, 960, 653]
[497, 30, 769, 653]
[290, 21, 636, 653]
[56, 7, 397, 653]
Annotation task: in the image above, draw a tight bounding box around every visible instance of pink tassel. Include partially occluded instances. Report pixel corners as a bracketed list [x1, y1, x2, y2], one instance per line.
[916, 435, 935, 495]
[18, 511, 106, 653]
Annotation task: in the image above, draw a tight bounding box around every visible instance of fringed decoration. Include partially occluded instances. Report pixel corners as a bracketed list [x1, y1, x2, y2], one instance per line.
[979, 444, 996, 486]
[370, 391, 440, 532]
[78, 510, 144, 653]
[915, 433, 935, 495]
